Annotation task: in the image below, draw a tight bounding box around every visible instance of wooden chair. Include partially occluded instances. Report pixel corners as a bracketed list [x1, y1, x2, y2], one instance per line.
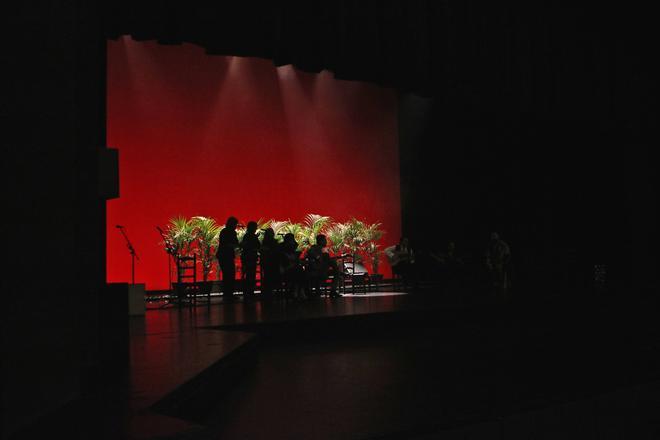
[174, 255, 198, 305]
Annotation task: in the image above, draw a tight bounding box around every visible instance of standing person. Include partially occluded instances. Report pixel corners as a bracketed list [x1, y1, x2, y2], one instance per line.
[485, 232, 511, 300]
[240, 221, 260, 300]
[259, 228, 280, 299]
[216, 216, 239, 302]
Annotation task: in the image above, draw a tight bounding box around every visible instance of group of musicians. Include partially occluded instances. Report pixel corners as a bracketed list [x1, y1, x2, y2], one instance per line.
[215, 216, 345, 301]
[210, 216, 512, 302]
[212, 216, 424, 301]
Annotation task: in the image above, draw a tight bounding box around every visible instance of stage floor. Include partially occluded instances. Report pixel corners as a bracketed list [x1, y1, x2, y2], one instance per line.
[119, 290, 424, 438]
[22, 290, 660, 439]
[132, 291, 660, 439]
[139, 290, 412, 332]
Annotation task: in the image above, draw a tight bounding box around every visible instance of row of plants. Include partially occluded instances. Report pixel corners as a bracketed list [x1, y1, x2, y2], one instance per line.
[162, 214, 385, 280]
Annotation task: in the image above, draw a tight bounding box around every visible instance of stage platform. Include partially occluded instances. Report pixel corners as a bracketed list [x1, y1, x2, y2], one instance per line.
[121, 290, 466, 438]
[144, 290, 416, 332]
[16, 290, 660, 439]
[23, 291, 428, 439]
[137, 290, 660, 439]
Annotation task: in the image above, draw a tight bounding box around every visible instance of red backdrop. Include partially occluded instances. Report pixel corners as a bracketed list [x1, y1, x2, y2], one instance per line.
[107, 38, 401, 290]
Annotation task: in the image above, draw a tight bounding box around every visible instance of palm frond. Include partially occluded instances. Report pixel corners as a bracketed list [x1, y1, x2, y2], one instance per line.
[166, 215, 197, 256]
[270, 220, 289, 235]
[304, 213, 332, 233]
[326, 222, 347, 255]
[256, 218, 271, 232]
[236, 226, 247, 243]
[364, 222, 384, 242]
[191, 216, 221, 243]
[189, 216, 222, 280]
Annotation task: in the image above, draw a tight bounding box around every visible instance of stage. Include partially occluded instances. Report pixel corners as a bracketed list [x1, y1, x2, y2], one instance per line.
[15, 288, 660, 439]
[99, 290, 430, 439]
[144, 290, 412, 328]
[138, 291, 660, 439]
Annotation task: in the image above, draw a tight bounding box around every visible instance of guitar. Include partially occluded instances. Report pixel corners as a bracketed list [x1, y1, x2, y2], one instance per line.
[385, 247, 414, 266]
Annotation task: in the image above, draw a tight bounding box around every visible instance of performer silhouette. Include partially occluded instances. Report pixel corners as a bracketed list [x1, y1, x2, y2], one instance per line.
[280, 233, 305, 300]
[259, 228, 280, 298]
[306, 234, 340, 298]
[240, 221, 260, 299]
[385, 237, 415, 289]
[216, 216, 239, 302]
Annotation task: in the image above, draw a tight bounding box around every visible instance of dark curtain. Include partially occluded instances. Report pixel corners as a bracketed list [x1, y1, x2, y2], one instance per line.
[394, 4, 656, 291]
[103, 2, 654, 107]
[103, 0, 445, 96]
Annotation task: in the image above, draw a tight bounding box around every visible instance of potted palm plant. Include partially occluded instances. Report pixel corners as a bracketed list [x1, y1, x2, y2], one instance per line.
[363, 222, 384, 275]
[164, 216, 198, 300]
[191, 216, 221, 282]
[299, 214, 332, 250]
[326, 222, 347, 256]
[164, 216, 197, 258]
[341, 218, 369, 274]
[343, 218, 366, 257]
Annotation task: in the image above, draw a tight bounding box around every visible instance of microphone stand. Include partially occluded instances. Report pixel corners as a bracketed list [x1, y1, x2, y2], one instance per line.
[117, 226, 139, 285]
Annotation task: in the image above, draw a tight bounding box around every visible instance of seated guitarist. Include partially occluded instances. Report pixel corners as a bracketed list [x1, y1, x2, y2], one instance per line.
[279, 233, 306, 300]
[306, 234, 341, 297]
[385, 237, 415, 287]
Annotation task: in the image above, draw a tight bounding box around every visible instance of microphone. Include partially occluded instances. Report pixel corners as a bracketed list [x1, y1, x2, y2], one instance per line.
[116, 225, 124, 229]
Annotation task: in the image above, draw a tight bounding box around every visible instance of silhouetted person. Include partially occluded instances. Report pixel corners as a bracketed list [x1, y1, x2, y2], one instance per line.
[486, 232, 511, 300]
[259, 228, 280, 298]
[280, 233, 305, 300]
[216, 216, 239, 302]
[240, 221, 260, 299]
[306, 234, 341, 298]
[385, 237, 415, 290]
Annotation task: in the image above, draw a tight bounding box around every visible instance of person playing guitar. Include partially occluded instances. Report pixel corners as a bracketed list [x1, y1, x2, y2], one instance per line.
[385, 237, 415, 287]
[385, 237, 414, 265]
[306, 234, 341, 297]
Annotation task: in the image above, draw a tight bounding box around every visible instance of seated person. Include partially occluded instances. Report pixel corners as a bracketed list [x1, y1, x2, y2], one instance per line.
[306, 234, 340, 297]
[279, 233, 306, 300]
[385, 237, 415, 288]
